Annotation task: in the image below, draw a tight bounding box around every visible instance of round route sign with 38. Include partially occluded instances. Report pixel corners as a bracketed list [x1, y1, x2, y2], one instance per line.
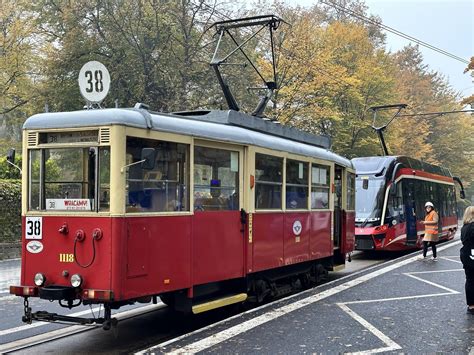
[78, 61, 110, 103]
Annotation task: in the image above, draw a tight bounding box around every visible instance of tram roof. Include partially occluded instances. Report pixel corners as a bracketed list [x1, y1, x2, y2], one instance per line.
[352, 156, 452, 178]
[23, 108, 352, 168]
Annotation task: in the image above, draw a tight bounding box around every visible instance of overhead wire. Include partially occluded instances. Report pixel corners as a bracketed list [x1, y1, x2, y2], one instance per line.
[193, 1, 356, 89]
[319, 0, 470, 65]
[193, 1, 471, 120]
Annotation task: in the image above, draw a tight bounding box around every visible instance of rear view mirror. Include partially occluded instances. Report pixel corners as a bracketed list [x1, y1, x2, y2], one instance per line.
[460, 190, 466, 200]
[6, 148, 15, 164]
[141, 148, 156, 170]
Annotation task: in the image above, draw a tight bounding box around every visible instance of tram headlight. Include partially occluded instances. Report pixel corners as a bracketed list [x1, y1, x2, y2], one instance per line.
[70, 274, 83, 288]
[34, 273, 46, 286]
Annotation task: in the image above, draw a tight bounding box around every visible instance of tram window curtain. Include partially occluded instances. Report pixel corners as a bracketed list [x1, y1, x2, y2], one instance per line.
[255, 153, 282, 210]
[193, 146, 239, 211]
[311, 164, 330, 209]
[125, 137, 190, 213]
[286, 159, 308, 209]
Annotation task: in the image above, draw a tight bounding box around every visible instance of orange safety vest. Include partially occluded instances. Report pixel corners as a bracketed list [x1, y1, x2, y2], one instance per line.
[424, 210, 439, 235]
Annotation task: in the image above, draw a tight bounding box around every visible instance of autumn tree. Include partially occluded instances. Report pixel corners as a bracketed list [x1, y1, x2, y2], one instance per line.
[0, 0, 39, 147]
[461, 56, 474, 106]
[32, 0, 233, 112]
[262, 6, 395, 158]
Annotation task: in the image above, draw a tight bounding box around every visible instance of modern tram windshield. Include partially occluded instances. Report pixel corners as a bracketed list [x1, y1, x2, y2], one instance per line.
[355, 177, 386, 226]
[28, 147, 110, 212]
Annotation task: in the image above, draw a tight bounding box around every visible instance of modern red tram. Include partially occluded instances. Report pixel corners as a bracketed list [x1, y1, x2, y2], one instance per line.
[352, 156, 463, 251]
[10, 107, 355, 328]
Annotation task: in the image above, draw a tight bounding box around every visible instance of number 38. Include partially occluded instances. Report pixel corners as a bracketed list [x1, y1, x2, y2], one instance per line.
[84, 70, 104, 93]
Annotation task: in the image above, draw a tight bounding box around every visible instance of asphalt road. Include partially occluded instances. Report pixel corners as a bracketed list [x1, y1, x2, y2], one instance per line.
[0, 249, 412, 354]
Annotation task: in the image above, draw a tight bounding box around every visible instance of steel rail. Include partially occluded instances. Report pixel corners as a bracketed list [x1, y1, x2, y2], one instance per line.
[0, 303, 165, 354]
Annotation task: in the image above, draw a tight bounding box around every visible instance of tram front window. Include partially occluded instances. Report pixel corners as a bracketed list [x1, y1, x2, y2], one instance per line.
[355, 178, 385, 226]
[28, 147, 110, 211]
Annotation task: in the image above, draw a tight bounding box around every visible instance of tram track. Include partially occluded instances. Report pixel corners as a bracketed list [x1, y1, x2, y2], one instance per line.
[0, 303, 166, 354]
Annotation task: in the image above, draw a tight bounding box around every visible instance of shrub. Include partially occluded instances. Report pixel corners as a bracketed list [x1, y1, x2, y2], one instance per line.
[0, 179, 21, 243]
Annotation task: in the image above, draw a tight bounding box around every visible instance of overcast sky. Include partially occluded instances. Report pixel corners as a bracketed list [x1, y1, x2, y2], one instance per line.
[364, 0, 474, 102]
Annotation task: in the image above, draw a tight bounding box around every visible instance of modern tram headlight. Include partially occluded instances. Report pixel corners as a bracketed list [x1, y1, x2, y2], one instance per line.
[34, 273, 46, 286]
[70, 274, 83, 288]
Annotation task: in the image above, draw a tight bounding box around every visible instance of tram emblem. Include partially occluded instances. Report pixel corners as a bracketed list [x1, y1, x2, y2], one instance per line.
[26, 241, 44, 254]
[292, 220, 302, 236]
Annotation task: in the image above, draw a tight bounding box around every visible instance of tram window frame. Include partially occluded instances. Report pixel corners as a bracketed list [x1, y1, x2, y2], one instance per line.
[27, 146, 110, 212]
[286, 159, 309, 210]
[386, 181, 405, 223]
[125, 137, 190, 213]
[193, 146, 239, 211]
[255, 153, 283, 210]
[346, 172, 356, 211]
[310, 164, 330, 210]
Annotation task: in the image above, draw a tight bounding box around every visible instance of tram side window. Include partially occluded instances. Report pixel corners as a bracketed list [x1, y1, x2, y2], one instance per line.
[193, 146, 239, 211]
[99, 148, 110, 211]
[311, 164, 330, 209]
[447, 185, 456, 216]
[29, 150, 40, 210]
[255, 154, 282, 210]
[346, 172, 356, 210]
[126, 137, 189, 212]
[286, 160, 308, 209]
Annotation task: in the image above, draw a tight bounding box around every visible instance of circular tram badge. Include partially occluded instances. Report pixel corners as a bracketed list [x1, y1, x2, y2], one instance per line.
[292, 220, 302, 236]
[78, 61, 111, 104]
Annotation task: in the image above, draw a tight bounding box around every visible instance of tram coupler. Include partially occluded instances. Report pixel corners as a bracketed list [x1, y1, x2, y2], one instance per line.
[27, 310, 118, 329]
[21, 301, 118, 330]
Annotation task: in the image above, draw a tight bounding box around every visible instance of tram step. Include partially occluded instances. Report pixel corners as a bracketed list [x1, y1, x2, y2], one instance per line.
[330, 264, 345, 272]
[192, 293, 248, 314]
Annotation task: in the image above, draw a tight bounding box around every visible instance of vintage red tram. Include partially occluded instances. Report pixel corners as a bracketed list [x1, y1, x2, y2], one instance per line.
[10, 107, 355, 328]
[352, 156, 463, 251]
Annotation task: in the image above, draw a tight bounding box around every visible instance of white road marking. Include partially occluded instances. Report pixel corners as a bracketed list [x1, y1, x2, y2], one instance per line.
[0, 303, 165, 353]
[338, 303, 401, 354]
[137, 240, 461, 354]
[336, 267, 461, 353]
[440, 257, 462, 264]
[404, 273, 461, 294]
[343, 292, 456, 305]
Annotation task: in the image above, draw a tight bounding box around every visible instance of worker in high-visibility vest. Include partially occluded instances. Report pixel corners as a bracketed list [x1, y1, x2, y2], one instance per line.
[420, 201, 439, 261]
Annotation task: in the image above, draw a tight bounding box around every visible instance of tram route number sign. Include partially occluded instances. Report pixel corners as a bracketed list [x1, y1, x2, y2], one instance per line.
[78, 61, 110, 103]
[25, 217, 42, 240]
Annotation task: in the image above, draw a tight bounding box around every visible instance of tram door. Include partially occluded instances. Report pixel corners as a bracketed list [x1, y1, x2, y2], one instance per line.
[333, 166, 343, 248]
[192, 145, 244, 285]
[404, 180, 417, 244]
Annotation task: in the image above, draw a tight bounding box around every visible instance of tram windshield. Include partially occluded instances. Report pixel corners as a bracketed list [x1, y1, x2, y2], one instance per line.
[28, 147, 110, 212]
[355, 177, 386, 226]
